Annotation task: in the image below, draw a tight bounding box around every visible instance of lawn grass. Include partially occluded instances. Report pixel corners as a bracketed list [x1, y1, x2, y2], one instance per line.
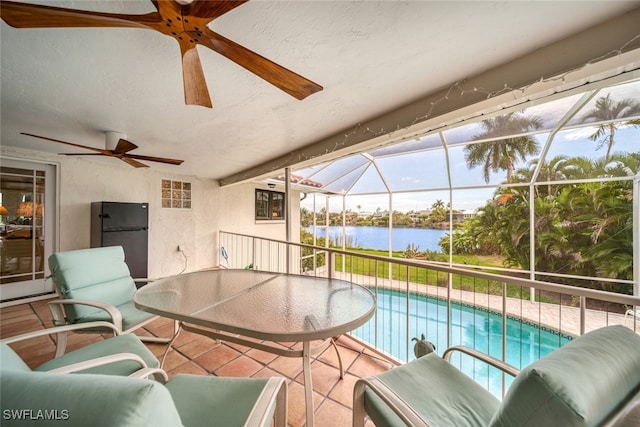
[331, 247, 556, 303]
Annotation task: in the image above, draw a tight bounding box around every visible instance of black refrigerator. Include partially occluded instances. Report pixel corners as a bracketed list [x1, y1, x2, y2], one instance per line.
[90, 202, 148, 281]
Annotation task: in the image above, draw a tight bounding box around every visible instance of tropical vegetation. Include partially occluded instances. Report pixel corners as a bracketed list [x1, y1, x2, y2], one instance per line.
[301, 96, 639, 295]
[446, 97, 639, 293]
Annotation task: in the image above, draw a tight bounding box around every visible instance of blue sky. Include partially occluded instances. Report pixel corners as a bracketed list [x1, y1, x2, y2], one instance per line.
[300, 79, 640, 213]
[301, 124, 639, 214]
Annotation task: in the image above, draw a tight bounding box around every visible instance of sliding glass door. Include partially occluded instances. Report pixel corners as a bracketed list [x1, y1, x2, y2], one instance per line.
[0, 158, 56, 302]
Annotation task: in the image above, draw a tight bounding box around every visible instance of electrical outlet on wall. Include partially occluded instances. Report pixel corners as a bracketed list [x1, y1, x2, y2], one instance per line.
[177, 245, 182, 252]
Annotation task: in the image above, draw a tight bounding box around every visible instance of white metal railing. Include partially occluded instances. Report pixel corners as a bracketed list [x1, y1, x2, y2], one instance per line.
[219, 230, 640, 397]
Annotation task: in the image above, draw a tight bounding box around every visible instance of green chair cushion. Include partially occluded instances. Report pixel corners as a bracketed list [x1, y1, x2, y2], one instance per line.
[35, 333, 159, 375]
[0, 371, 183, 427]
[165, 374, 271, 427]
[0, 342, 31, 373]
[365, 352, 500, 427]
[489, 325, 640, 427]
[74, 300, 156, 331]
[48, 246, 137, 321]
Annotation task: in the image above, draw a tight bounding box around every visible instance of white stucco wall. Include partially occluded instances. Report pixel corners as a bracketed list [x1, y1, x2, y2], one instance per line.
[1, 146, 300, 283]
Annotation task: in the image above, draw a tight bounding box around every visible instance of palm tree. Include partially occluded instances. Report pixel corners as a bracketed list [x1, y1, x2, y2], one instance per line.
[464, 112, 543, 183]
[581, 94, 640, 161]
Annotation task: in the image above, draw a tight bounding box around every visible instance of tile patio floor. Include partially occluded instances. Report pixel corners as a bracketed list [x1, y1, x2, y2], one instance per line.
[0, 298, 390, 427]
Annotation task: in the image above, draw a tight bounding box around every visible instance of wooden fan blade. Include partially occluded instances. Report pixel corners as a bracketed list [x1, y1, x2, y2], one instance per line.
[114, 139, 138, 154]
[184, 0, 248, 20]
[58, 153, 104, 156]
[125, 154, 184, 165]
[0, 1, 160, 29]
[120, 157, 149, 168]
[21, 132, 111, 155]
[178, 40, 212, 108]
[199, 28, 322, 100]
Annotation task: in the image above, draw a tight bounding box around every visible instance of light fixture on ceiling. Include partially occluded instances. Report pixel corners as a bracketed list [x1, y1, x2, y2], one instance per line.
[268, 183, 276, 189]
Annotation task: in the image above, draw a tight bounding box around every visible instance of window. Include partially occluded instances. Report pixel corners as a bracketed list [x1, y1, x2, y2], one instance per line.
[255, 189, 285, 220]
[162, 179, 191, 209]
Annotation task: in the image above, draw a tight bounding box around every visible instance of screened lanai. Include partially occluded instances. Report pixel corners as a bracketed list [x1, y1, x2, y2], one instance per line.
[278, 77, 640, 295]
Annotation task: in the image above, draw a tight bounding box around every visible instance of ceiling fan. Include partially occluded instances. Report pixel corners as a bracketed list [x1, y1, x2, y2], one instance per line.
[21, 132, 184, 168]
[0, 0, 323, 108]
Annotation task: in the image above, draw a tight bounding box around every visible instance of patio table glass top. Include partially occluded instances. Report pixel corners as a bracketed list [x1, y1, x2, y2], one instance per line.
[134, 269, 376, 343]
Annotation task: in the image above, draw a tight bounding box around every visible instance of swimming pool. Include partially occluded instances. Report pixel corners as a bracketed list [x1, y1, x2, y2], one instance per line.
[351, 288, 573, 397]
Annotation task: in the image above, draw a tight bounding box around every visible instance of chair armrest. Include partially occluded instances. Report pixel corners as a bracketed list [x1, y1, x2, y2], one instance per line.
[132, 277, 161, 283]
[354, 377, 430, 427]
[46, 352, 148, 374]
[443, 345, 520, 377]
[128, 367, 169, 383]
[49, 299, 123, 330]
[1, 321, 120, 344]
[245, 377, 288, 427]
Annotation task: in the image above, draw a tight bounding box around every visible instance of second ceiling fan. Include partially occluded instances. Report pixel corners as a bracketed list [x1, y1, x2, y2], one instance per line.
[22, 132, 184, 168]
[0, 0, 323, 108]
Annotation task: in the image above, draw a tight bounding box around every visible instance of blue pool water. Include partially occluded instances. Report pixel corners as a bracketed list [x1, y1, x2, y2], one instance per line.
[351, 288, 573, 397]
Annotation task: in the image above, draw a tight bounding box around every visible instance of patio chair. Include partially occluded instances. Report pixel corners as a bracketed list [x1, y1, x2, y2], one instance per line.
[353, 325, 640, 427]
[1, 323, 288, 427]
[47, 246, 175, 356]
[1, 321, 164, 380]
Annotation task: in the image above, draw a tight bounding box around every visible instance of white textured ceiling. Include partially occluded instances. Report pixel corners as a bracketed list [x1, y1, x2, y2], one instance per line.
[1, 0, 639, 182]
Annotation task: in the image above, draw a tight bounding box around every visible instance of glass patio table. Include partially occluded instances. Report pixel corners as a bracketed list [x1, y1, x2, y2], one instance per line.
[134, 268, 376, 427]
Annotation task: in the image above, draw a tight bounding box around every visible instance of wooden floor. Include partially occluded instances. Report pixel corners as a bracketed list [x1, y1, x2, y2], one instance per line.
[1, 298, 390, 427]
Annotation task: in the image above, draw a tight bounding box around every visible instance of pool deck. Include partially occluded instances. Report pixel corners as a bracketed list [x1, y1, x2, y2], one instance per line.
[325, 270, 638, 338]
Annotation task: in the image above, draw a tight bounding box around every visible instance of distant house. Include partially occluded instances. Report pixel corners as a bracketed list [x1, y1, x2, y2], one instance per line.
[409, 210, 431, 223]
[372, 210, 389, 218]
[462, 209, 478, 219]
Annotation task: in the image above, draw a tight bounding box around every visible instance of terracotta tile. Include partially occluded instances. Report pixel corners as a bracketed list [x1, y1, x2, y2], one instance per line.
[145, 342, 171, 357]
[223, 340, 252, 353]
[214, 354, 263, 377]
[193, 344, 241, 372]
[318, 342, 360, 372]
[252, 366, 285, 380]
[0, 300, 395, 425]
[167, 361, 209, 378]
[347, 353, 394, 378]
[268, 355, 303, 379]
[144, 321, 176, 340]
[315, 399, 352, 427]
[286, 380, 323, 427]
[145, 316, 175, 329]
[328, 374, 360, 409]
[176, 335, 218, 359]
[161, 348, 190, 372]
[336, 334, 367, 353]
[246, 347, 278, 365]
[295, 361, 341, 396]
[171, 329, 204, 347]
